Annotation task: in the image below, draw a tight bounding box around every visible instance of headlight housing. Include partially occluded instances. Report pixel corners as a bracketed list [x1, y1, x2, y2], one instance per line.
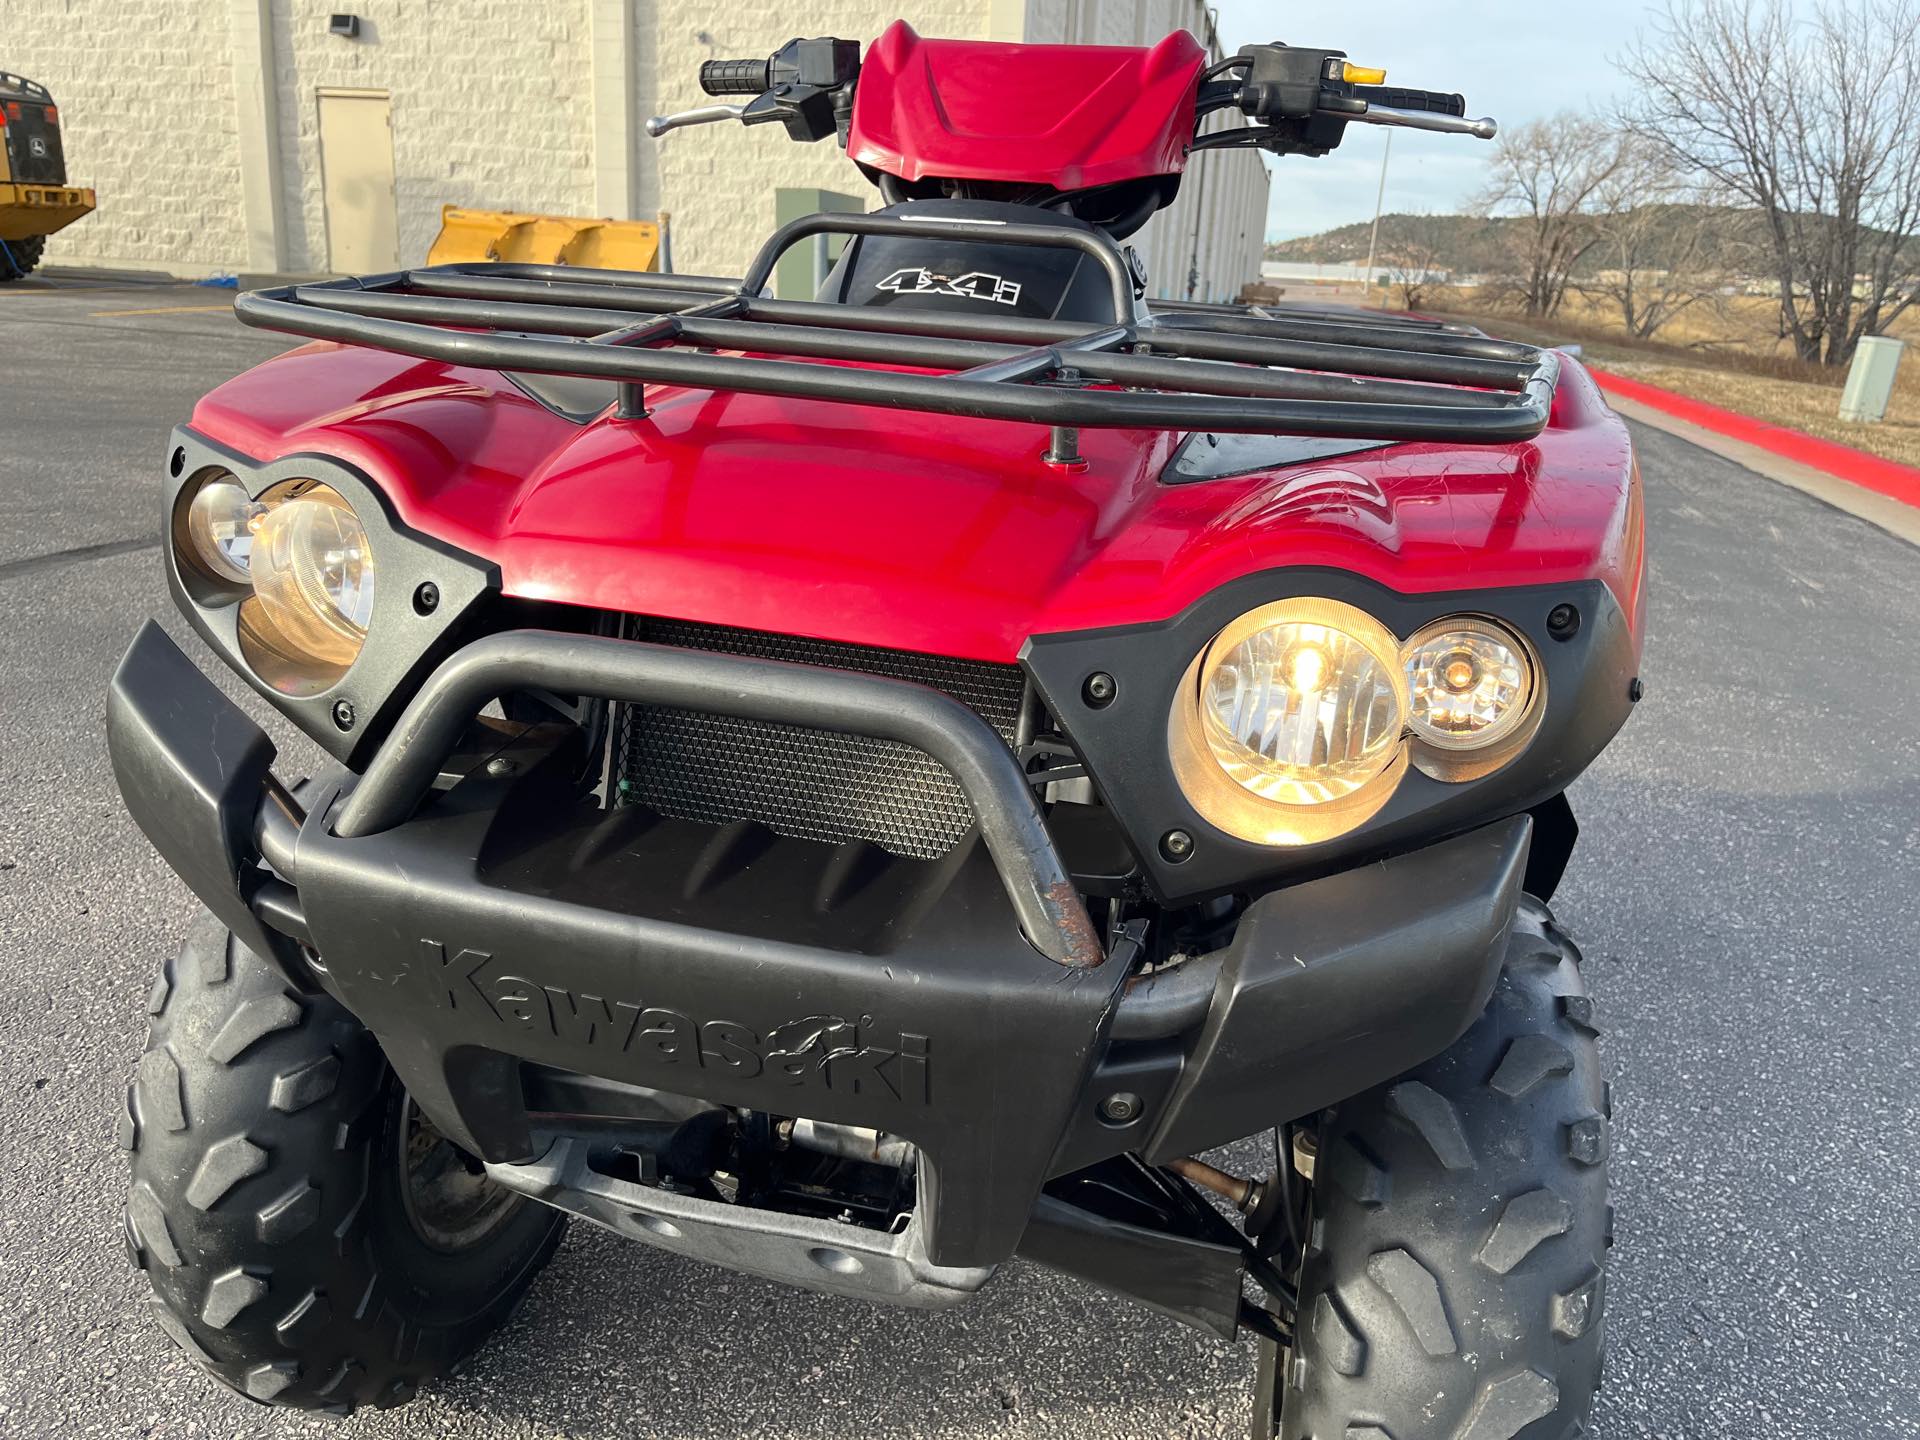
[233, 482, 376, 695]
[1403, 616, 1543, 781]
[1170, 598, 1410, 846]
[1171, 600, 1545, 846]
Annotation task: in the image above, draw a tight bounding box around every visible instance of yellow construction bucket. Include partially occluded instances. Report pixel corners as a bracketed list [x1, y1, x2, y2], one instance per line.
[427, 206, 660, 271]
[0, 182, 95, 242]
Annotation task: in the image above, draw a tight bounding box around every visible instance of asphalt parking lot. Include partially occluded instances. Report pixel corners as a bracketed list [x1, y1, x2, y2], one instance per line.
[1, 275, 1917, 1439]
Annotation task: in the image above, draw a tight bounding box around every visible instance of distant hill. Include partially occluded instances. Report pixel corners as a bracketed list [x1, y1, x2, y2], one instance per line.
[1268, 214, 1499, 270]
[1268, 206, 1764, 277]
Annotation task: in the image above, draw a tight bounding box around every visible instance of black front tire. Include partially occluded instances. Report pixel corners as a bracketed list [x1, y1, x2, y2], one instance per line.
[121, 913, 567, 1412]
[1264, 898, 1611, 1440]
[0, 234, 45, 280]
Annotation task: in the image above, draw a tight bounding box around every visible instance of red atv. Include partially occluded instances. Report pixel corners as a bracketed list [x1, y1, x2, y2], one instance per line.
[109, 25, 1639, 1438]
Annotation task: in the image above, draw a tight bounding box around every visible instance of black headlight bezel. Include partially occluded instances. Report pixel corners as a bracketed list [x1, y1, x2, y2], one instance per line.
[162, 426, 497, 767]
[1020, 567, 1637, 904]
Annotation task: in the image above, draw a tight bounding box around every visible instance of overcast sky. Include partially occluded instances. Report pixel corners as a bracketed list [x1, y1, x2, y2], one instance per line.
[1212, 1, 1671, 240]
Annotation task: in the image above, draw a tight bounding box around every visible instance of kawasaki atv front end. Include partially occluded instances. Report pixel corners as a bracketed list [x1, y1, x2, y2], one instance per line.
[108, 26, 1642, 1437]
[114, 566, 1589, 1293]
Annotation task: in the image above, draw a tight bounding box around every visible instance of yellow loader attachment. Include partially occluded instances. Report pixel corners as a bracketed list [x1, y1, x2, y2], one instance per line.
[426, 205, 660, 271]
[0, 182, 94, 242]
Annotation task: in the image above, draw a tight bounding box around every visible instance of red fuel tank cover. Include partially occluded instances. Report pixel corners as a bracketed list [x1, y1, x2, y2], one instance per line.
[848, 21, 1207, 190]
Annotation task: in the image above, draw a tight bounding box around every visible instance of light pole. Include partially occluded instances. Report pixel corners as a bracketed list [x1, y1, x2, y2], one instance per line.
[1362, 131, 1392, 305]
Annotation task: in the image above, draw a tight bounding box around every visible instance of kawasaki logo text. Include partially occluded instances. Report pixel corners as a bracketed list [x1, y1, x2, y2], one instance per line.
[417, 941, 929, 1104]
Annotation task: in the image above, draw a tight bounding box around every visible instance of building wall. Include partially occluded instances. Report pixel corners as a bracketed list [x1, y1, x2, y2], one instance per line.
[4, 1, 247, 274]
[10, 0, 1264, 299]
[266, 0, 600, 274]
[643, 1, 988, 279]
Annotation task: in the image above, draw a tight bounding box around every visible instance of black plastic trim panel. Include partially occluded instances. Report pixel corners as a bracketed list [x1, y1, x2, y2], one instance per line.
[1020, 569, 1635, 903]
[162, 426, 498, 766]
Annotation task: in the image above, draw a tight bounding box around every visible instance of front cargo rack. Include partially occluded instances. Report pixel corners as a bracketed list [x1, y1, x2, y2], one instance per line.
[236, 211, 1559, 444]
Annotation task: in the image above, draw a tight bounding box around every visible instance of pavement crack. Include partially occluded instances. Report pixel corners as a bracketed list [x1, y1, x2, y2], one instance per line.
[0, 535, 158, 581]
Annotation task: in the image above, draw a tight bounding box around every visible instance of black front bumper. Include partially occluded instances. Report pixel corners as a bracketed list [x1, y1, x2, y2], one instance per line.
[109, 621, 1529, 1280]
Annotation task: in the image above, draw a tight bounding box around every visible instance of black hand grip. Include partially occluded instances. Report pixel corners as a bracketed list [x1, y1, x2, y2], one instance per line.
[1352, 84, 1467, 117]
[700, 58, 774, 96]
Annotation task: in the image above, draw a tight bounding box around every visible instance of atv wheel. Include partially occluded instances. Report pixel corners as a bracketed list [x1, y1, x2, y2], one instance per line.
[0, 235, 44, 280]
[121, 913, 566, 1412]
[1259, 898, 1610, 1440]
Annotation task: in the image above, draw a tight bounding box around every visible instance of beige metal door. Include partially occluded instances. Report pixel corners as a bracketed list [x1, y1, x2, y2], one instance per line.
[317, 90, 398, 273]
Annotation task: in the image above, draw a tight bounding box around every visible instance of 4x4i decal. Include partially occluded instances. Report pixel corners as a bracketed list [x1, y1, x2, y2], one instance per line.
[875, 266, 1023, 306]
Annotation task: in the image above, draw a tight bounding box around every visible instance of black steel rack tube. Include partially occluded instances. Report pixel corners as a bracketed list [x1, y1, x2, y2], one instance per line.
[384, 271, 1538, 387]
[291, 288, 1517, 411]
[739, 211, 1141, 325]
[232, 209, 1563, 443]
[236, 287, 1557, 441]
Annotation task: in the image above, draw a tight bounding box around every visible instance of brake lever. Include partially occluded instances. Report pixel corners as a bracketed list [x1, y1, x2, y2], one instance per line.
[1347, 104, 1497, 140]
[644, 104, 747, 138]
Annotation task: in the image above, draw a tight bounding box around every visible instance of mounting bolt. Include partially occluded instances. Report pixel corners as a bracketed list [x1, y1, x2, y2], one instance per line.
[1628, 677, 1646, 703]
[1098, 1092, 1142, 1125]
[1043, 425, 1086, 469]
[1082, 671, 1117, 708]
[413, 581, 440, 615]
[485, 756, 518, 779]
[330, 699, 355, 731]
[1547, 603, 1580, 641]
[1160, 829, 1195, 863]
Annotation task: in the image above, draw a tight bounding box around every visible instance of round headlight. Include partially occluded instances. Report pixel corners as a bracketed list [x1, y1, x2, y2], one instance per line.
[1170, 598, 1409, 846]
[184, 476, 268, 584]
[237, 483, 375, 692]
[1404, 618, 1534, 750]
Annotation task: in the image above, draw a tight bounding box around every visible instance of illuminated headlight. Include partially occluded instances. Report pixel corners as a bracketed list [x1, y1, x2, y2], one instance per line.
[236, 482, 375, 694]
[1170, 601, 1545, 847]
[1405, 618, 1532, 748]
[183, 476, 267, 583]
[1403, 617, 1542, 780]
[1170, 598, 1409, 846]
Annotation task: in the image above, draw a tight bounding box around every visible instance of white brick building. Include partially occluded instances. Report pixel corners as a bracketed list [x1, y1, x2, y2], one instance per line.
[6, 0, 1266, 300]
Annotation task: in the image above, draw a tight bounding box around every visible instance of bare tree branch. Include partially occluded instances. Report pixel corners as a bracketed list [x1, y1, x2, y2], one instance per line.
[1474, 113, 1631, 317]
[1616, 0, 1920, 363]
[1580, 139, 1733, 339]
[1378, 214, 1452, 310]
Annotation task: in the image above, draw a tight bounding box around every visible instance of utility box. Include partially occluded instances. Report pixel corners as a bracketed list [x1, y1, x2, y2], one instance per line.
[773, 188, 864, 299]
[1839, 334, 1906, 423]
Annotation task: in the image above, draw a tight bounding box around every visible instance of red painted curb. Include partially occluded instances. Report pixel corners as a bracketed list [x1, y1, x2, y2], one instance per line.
[1587, 365, 1920, 510]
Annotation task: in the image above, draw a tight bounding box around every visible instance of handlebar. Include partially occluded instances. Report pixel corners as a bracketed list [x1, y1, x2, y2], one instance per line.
[1351, 84, 1465, 118]
[644, 103, 747, 138]
[653, 36, 1497, 161]
[652, 37, 862, 143]
[1351, 103, 1497, 140]
[700, 58, 775, 96]
[1212, 44, 1496, 156]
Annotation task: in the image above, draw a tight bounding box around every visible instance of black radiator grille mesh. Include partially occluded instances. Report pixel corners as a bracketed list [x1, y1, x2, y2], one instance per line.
[615, 619, 1028, 859]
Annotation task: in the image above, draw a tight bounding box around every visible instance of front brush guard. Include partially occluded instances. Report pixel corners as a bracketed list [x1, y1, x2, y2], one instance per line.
[108, 621, 1527, 1302]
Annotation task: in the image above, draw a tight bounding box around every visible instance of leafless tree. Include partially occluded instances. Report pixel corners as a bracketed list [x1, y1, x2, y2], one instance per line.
[1380, 215, 1452, 310]
[1581, 140, 1728, 339]
[1475, 114, 1631, 316]
[1617, 0, 1920, 364]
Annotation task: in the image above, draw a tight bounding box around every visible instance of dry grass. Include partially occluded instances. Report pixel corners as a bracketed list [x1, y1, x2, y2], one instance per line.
[1422, 288, 1920, 471]
[1621, 365, 1920, 469]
